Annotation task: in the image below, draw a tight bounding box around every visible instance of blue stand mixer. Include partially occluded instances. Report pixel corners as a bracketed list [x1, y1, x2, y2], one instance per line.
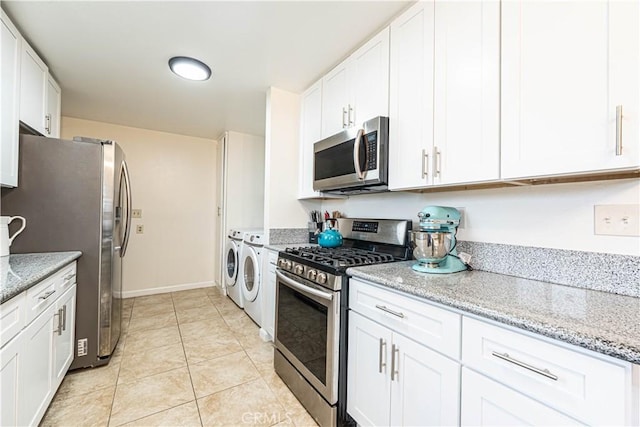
[410, 206, 468, 274]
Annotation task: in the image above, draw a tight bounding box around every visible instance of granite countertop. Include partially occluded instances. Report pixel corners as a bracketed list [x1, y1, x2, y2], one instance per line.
[1, 252, 82, 304]
[347, 261, 640, 364]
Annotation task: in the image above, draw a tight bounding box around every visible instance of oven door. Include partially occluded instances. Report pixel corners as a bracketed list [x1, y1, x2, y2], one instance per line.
[275, 269, 340, 404]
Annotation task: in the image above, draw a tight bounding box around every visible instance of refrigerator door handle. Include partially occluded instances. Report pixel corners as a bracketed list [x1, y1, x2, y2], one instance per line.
[120, 161, 132, 257]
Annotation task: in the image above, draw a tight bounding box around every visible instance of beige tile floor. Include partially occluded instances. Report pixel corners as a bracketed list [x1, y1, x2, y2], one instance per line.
[40, 287, 318, 427]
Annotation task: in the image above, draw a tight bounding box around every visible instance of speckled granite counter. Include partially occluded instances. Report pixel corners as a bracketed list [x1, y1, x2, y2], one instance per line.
[1, 252, 82, 304]
[347, 261, 640, 364]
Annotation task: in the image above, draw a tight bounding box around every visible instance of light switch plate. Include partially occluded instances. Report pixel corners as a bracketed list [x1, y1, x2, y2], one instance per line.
[594, 204, 640, 236]
[132, 209, 142, 219]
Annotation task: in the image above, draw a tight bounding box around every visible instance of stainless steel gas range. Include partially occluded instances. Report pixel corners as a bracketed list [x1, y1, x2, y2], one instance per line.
[274, 218, 412, 427]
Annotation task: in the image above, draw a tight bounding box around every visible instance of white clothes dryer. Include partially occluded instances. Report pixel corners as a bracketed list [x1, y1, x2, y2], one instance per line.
[240, 231, 265, 326]
[224, 229, 256, 308]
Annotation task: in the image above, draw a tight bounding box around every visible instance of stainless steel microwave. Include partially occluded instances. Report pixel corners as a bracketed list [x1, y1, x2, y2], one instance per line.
[313, 116, 389, 194]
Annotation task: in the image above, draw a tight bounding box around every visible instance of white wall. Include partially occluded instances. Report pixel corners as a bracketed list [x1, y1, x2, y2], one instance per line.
[322, 178, 640, 256]
[61, 116, 218, 296]
[264, 87, 316, 234]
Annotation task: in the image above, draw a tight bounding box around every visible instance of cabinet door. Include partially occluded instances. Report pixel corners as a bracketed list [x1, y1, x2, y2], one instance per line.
[46, 75, 62, 138]
[18, 304, 56, 427]
[52, 285, 76, 388]
[1, 11, 21, 187]
[461, 368, 582, 426]
[347, 312, 392, 426]
[321, 59, 351, 138]
[20, 41, 48, 135]
[389, 1, 435, 190]
[0, 332, 22, 427]
[501, 0, 639, 179]
[351, 27, 390, 127]
[433, 0, 500, 185]
[390, 333, 460, 426]
[298, 80, 323, 199]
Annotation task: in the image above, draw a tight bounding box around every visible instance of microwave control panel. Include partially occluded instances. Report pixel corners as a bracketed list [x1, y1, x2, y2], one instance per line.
[365, 131, 378, 171]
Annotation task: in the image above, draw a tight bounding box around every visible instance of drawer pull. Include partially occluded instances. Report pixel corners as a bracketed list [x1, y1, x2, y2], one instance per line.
[375, 304, 405, 318]
[39, 290, 56, 301]
[378, 338, 386, 373]
[64, 274, 75, 281]
[492, 351, 558, 381]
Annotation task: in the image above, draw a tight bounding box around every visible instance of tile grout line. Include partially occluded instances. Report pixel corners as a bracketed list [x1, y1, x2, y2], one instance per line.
[175, 291, 205, 427]
[106, 298, 134, 427]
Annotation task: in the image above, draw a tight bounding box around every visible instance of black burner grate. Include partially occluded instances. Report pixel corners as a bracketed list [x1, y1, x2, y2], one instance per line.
[284, 246, 395, 268]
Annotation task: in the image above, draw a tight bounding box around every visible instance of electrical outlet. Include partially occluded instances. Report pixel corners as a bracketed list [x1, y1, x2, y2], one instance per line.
[136, 225, 144, 234]
[132, 209, 142, 219]
[457, 207, 466, 230]
[77, 338, 88, 356]
[594, 204, 640, 236]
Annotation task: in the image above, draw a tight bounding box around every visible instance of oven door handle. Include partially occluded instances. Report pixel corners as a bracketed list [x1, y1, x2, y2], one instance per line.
[276, 270, 333, 301]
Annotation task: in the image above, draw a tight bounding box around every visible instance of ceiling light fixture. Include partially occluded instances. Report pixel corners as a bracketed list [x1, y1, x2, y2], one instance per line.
[168, 56, 211, 81]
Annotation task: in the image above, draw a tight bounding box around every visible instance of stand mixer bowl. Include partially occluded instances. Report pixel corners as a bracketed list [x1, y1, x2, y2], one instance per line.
[410, 231, 452, 266]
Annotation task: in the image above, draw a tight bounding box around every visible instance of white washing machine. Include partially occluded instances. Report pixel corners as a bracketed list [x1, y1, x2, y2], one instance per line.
[223, 229, 253, 308]
[240, 231, 265, 326]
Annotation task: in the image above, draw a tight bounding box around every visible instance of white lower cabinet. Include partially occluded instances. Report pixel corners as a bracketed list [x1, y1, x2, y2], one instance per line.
[347, 278, 639, 426]
[347, 311, 460, 426]
[0, 328, 22, 427]
[52, 285, 76, 387]
[18, 303, 56, 426]
[0, 262, 77, 427]
[461, 368, 581, 426]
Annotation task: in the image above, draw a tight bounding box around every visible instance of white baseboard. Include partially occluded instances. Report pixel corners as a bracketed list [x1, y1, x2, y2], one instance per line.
[121, 281, 217, 299]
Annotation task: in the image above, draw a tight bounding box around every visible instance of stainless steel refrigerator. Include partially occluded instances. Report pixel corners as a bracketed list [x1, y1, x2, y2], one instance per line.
[1, 134, 132, 369]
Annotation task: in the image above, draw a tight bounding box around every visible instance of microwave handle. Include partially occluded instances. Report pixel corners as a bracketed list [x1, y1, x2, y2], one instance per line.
[353, 128, 366, 181]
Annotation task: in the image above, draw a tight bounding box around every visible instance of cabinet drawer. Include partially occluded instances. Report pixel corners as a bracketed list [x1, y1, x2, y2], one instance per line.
[462, 316, 629, 426]
[25, 274, 58, 324]
[0, 293, 25, 347]
[56, 262, 77, 294]
[349, 279, 461, 358]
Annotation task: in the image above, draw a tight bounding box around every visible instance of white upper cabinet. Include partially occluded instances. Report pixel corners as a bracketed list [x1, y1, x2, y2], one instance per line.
[389, 0, 500, 191]
[1, 10, 21, 187]
[321, 27, 390, 138]
[350, 26, 390, 127]
[388, 1, 435, 190]
[20, 40, 48, 136]
[298, 80, 324, 199]
[321, 61, 351, 138]
[433, 0, 500, 185]
[501, 0, 639, 179]
[46, 75, 61, 138]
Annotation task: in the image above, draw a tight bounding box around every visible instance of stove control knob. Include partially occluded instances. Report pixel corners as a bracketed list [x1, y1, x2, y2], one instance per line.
[277, 259, 286, 268]
[294, 265, 304, 275]
[317, 272, 327, 285]
[306, 270, 317, 281]
[284, 260, 292, 270]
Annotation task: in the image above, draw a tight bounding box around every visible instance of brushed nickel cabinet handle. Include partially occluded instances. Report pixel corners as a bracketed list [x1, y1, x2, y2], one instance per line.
[421, 149, 429, 179]
[492, 351, 558, 381]
[39, 290, 56, 300]
[379, 338, 387, 373]
[342, 107, 348, 128]
[375, 304, 405, 318]
[45, 114, 51, 134]
[62, 304, 67, 331]
[433, 146, 441, 178]
[64, 273, 75, 281]
[348, 104, 355, 126]
[54, 308, 62, 336]
[391, 344, 399, 381]
[616, 105, 623, 156]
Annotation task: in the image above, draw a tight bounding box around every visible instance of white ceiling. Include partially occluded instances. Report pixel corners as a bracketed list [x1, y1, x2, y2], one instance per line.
[3, 1, 411, 139]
